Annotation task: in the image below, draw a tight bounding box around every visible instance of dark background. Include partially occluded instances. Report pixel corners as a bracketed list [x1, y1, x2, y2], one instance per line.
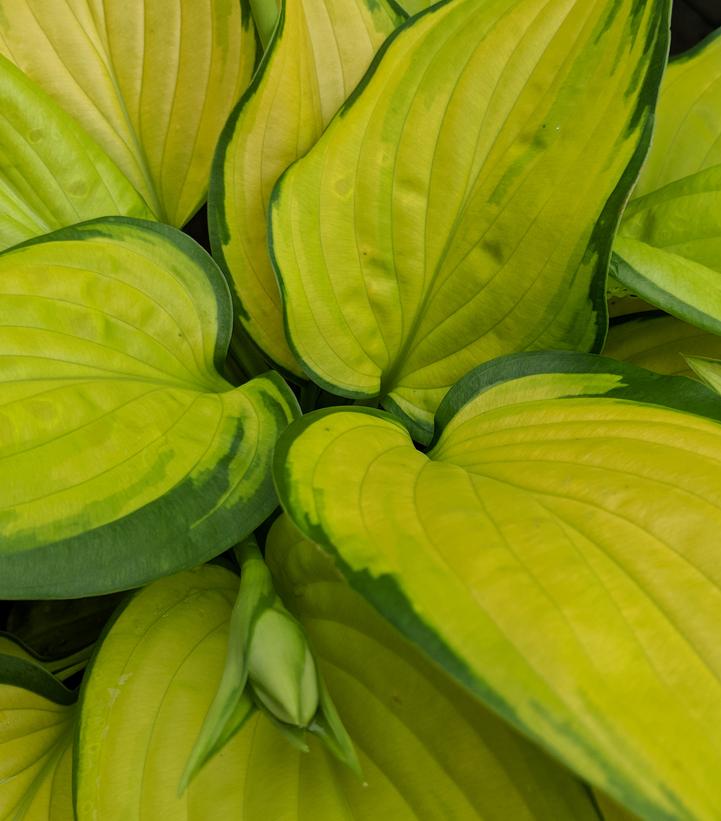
[672, 0, 721, 53]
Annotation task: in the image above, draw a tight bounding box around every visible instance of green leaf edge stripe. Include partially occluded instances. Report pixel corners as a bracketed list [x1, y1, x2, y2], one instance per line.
[610, 248, 721, 340]
[668, 22, 721, 66]
[266, 0, 672, 434]
[0, 216, 300, 597]
[0, 654, 75, 706]
[433, 349, 721, 439]
[0, 366, 297, 599]
[4, 216, 234, 375]
[208, 7, 280, 323]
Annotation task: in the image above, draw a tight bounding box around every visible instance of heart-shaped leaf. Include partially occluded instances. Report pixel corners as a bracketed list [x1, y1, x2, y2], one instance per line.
[0, 0, 256, 225]
[0, 218, 298, 598]
[603, 314, 721, 378]
[269, 0, 670, 441]
[275, 351, 721, 820]
[210, 0, 402, 377]
[0, 55, 153, 251]
[0, 655, 75, 820]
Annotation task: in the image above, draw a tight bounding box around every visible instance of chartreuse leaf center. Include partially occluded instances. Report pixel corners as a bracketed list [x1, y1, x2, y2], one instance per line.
[0, 0, 256, 226]
[210, 0, 402, 377]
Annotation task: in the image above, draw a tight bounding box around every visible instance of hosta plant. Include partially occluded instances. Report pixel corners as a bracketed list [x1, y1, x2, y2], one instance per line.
[2, 0, 721, 819]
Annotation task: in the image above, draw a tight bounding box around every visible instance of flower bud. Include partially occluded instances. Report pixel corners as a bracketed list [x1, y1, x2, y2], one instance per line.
[247, 602, 319, 727]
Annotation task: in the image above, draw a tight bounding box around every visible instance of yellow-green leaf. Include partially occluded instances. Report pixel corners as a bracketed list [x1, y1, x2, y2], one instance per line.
[210, 0, 402, 377]
[0, 55, 152, 251]
[603, 314, 721, 378]
[0, 656, 75, 820]
[76, 566, 249, 820]
[265, 515, 602, 821]
[612, 30, 721, 331]
[397, 0, 437, 14]
[635, 29, 721, 198]
[269, 0, 670, 441]
[0, 0, 256, 226]
[275, 351, 721, 820]
[0, 218, 298, 598]
[76, 551, 602, 820]
[614, 166, 721, 334]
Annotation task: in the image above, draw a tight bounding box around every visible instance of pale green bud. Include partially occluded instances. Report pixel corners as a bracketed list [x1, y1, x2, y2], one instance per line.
[247, 602, 319, 727]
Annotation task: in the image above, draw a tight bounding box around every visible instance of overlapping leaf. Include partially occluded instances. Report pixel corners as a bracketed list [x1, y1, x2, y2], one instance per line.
[76, 548, 602, 820]
[210, 0, 402, 376]
[604, 313, 721, 378]
[0, 218, 298, 598]
[634, 29, 721, 197]
[613, 29, 721, 332]
[275, 351, 721, 819]
[0, 0, 256, 225]
[265, 515, 601, 821]
[270, 0, 669, 441]
[0, 655, 75, 820]
[0, 55, 152, 251]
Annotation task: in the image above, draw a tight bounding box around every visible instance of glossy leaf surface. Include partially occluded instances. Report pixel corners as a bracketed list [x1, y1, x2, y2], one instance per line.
[0, 218, 298, 598]
[211, 0, 402, 376]
[276, 351, 721, 819]
[0, 55, 152, 251]
[270, 0, 669, 440]
[0, 655, 75, 820]
[0, 0, 256, 225]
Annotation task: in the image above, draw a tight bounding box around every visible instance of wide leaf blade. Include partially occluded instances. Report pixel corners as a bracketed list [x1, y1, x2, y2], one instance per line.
[275, 351, 721, 819]
[210, 0, 402, 377]
[76, 555, 602, 820]
[0, 0, 256, 225]
[0, 218, 298, 598]
[270, 0, 670, 441]
[265, 514, 602, 821]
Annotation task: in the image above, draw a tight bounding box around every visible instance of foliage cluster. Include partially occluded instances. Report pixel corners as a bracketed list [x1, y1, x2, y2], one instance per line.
[1, 0, 721, 818]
